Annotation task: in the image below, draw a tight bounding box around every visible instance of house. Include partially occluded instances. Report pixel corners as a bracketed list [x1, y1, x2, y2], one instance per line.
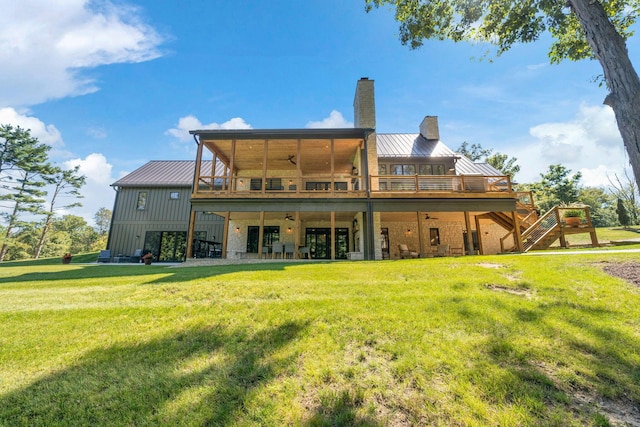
[108, 78, 596, 262]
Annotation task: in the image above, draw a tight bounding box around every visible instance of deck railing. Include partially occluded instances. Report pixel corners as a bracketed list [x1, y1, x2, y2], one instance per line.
[369, 175, 511, 193]
[194, 174, 512, 196]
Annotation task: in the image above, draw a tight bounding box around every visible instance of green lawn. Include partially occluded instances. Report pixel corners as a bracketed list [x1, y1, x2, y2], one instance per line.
[1, 254, 639, 426]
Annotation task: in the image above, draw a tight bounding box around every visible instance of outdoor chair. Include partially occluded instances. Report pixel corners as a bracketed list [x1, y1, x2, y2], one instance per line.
[298, 246, 310, 259]
[97, 249, 111, 263]
[435, 243, 450, 257]
[398, 244, 418, 259]
[262, 246, 271, 258]
[272, 242, 283, 259]
[284, 243, 295, 259]
[130, 249, 142, 263]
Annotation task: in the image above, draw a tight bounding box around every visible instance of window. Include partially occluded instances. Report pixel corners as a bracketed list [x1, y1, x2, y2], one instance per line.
[391, 164, 416, 175]
[136, 192, 147, 210]
[246, 226, 280, 253]
[169, 191, 180, 200]
[378, 164, 387, 175]
[419, 164, 446, 175]
[429, 228, 440, 246]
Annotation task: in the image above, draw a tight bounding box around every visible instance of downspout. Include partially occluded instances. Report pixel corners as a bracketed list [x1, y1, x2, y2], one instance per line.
[105, 186, 119, 250]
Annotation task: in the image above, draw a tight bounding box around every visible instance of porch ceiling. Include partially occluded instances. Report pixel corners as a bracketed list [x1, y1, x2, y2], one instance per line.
[226, 211, 357, 222]
[201, 138, 363, 174]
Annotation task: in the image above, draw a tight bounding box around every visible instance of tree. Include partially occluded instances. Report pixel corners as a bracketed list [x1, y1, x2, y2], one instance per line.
[578, 186, 617, 227]
[485, 152, 520, 180]
[529, 164, 582, 213]
[457, 141, 492, 161]
[617, 197, 631, 226]
[365, 0, 640, 189]
[456, 142, 520, 179]
[0, 169, 50, 261]
[33, 166, 86, 259]
[94, 207, 112, 235]
[608, 169, 640, 225]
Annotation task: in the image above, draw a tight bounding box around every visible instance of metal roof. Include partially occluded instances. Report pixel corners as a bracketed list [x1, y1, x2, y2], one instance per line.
[191, 128, 372, 140]
[111, 160, 212, 187]
[112, 136, 503, 187]
[376, 133, 458, 158]
[454, 156, 503, 176]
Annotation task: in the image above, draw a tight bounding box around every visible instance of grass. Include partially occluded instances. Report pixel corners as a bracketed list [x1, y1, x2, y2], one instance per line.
[560, 226, 640, 247]
[1, 253, 639, 425]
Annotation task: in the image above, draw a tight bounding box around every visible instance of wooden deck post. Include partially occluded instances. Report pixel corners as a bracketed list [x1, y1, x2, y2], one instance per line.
[464, 211, 474, 255]
[416, 211, 424, 256]
[294, 211, 301, 258]
[222, 211, 230, 259]
[512, 211, 524, 252]
[258, 211, 265, 259]
[331, 211, 336, 260]
[186, 210, 196, 259]
[475, 216, 484, 255]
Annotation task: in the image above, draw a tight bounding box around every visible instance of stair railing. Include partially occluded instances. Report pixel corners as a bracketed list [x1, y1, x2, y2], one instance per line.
[520, 207, 561, 252]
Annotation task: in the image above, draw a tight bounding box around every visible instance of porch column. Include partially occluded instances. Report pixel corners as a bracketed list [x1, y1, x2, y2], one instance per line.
[258, 211, 265, 259]
[512, 211, 524, 252]
[262, 139, 268, 193]
[294, 211, 300, 259]
[186, 210, 197, 259]
[416, 211, 425, 257]
[331, 211, 336, 260]
[464, 211, 474, 255]
[475, 216, 484, 255]
[296, 139, 301, 194]
[222, 211, 230, 259]
[193, 137, 204, 192]
[228, 140, 236, 195]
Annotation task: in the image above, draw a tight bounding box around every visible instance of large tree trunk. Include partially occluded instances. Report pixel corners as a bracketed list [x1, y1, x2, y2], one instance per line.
[568, 0, 640, 189]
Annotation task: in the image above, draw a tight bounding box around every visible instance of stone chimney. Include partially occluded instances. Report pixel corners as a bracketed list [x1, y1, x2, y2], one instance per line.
[419, 116, 440, 140]
[353, 77, 375, 128]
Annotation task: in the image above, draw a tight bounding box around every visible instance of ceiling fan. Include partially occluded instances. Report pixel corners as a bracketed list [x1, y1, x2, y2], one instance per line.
[424, 213, 439, 220]
[284, 213, 294, 221]
[286, 155, 296, 165]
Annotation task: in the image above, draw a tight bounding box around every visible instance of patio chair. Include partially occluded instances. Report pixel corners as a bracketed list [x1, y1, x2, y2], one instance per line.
[272, 242, 283, 259]
[435, 243, 450, 257]
[284, 243, 295, 259]
[298, 246, 310, 259]
[130, 249, 142, 263]
[97, 249, 111, 263]
[398, 244, 418, 259]
[261, 246, 271, 259]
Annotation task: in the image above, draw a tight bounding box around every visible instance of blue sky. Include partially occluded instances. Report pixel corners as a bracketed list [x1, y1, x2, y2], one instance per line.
[0, 0, 635, 224]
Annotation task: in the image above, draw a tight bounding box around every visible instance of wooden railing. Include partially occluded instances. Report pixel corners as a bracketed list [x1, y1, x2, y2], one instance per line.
[195, 175, 362, 195]
[500, 206, 593, 252]
[369, 175, 511, 193]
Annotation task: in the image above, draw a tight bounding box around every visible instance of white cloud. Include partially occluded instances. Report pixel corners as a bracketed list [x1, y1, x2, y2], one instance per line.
[305, 110, 353, 128]
[0, 0, 163, 107]
[0, 107, 63, 146]
[63, 153, 116, 224]
[166, 115, 253, 142]
[512, 103, 626, 187]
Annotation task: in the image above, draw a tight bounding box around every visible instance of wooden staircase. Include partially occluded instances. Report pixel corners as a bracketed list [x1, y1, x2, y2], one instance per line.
[478, 192, 598, 253]
[490, 205, 599, 253]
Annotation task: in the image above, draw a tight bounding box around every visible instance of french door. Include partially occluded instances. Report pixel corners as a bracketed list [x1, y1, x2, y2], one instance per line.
[305, 228, 349, 260]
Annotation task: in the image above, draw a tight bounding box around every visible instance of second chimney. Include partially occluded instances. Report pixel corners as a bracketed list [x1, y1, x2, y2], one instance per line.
[419, 116, 440, 140]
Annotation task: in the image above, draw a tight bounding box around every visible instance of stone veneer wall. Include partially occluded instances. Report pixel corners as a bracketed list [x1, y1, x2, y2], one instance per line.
[479, 222, 505, 255]
[386, 220, 465, 259]
[226, 220, 355, 259]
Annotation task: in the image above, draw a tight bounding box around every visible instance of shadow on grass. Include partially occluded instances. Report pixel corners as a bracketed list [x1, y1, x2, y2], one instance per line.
[0, 321, 305, 425]
[0, 261, 323, 287]
[467, 297, 640, 424]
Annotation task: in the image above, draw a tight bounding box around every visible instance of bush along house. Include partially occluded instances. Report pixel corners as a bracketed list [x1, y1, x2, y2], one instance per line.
[107, 78, 598, 262]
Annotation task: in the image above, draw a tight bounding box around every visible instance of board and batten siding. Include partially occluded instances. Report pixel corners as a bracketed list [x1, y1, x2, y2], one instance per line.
[109, 186, 224, 258]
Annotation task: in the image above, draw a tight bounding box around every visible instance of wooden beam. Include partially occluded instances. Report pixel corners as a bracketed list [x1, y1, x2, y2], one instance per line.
[512, 211, 524, 252]
[262, 140, 268, 194]
[186, 210, 196, 259]
[294, 211, 300, 259]
[228, 140, 236, 195]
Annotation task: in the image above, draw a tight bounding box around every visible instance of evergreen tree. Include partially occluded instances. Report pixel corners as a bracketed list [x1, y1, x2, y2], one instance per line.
[34, 166, 86, 259]
[616, 197, 631, 226]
